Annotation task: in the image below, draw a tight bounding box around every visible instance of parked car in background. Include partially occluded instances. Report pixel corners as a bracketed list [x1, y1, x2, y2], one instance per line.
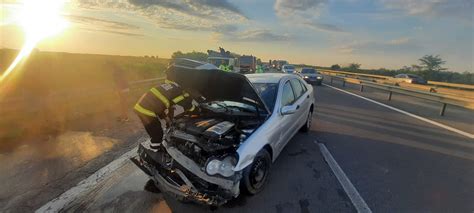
[271, 60, 288, 71]
[282, 65, 295, 74]
[394, 74, 427, 84]
[131, 62, 315, 206]
[297, 68, 323, 85]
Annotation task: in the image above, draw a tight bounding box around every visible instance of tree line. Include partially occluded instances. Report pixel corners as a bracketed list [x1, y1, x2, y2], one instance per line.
[168, 51, 473, 85]
[327, 55, 473, 85]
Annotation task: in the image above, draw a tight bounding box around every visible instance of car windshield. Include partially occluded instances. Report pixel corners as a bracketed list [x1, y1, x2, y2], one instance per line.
[284, 65, 295, 69]
[240, 57, 253, 64]
[252, 83, 278, 112]
[301, 69, 316, 74]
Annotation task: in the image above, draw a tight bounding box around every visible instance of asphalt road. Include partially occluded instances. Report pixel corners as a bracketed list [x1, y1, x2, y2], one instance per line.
[46, 82, 473, 212]
[314, 82, 474, 212]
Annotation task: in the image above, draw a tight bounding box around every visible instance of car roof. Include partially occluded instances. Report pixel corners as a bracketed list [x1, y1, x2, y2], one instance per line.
[245, 73, 293, 84]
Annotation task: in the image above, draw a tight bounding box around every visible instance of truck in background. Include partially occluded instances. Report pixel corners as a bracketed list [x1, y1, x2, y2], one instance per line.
[238, 55, 256, 74]
[207, 47, 237, 71]
[207, 47, 263, 74]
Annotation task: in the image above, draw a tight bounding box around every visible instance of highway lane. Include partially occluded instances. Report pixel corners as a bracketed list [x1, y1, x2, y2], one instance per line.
[323, 77, 473, 134]
[314, 83, 474, 212]
[60, 133, 354, 212]
[44, 82, 474, 212]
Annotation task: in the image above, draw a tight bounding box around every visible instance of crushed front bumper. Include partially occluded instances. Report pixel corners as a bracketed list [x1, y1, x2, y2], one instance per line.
[131, 143, 241, 206]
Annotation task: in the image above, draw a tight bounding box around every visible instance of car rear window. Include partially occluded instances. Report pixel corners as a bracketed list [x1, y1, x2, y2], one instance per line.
[407, 74, 420, 78]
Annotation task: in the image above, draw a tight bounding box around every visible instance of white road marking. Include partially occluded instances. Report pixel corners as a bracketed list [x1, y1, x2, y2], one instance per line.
[35, 139, 145, 213]
[317, 142, 372, 213]
[324, 83, 474, 139]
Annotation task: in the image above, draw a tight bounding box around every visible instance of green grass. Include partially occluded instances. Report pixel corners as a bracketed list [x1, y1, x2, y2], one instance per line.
[0, 49, 169, 141]
[1, 49, 169, 96]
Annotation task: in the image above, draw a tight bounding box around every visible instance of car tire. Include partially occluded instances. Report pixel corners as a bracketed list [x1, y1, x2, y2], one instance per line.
[241, 149, 272, 195]
[300, 109, 312, 132]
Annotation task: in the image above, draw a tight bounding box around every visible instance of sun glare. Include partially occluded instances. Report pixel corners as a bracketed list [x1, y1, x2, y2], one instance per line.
[0, 0, 69, 83]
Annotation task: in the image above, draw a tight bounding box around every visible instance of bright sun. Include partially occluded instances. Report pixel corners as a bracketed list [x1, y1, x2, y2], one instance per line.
[0, 0, 69, 83]
[19, 0, 69, 43]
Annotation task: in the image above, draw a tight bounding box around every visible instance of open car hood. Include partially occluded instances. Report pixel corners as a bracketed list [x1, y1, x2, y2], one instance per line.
[167, 59, 270, 114]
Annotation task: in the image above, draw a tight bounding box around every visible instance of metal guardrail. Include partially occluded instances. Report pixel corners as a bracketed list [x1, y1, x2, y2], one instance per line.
[427, 81, 474, 90]
[319, 69, 474, 91]
[326, 75, 474, 116]
[319, 69, 389, 80]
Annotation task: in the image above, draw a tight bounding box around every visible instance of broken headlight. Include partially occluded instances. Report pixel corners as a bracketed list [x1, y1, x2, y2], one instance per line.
[205, 155, 237, 177]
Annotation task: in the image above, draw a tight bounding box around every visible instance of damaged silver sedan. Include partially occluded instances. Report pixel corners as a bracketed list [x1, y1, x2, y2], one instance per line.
[131, 60, 315, 206]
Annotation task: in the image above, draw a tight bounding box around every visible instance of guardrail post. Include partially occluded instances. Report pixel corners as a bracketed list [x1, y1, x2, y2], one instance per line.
[330, 77, 333, 85]
[439, 103, 447, 116]
[342, 80, 346, 87]
[360, 85, 364, 92]
[388, 91, 392, 101]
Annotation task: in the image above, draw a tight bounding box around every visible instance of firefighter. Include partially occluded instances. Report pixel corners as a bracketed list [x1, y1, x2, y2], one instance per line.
[256, 64, 264, 73]
[219, 59, 230, 72]
[134, 76, 196, 149]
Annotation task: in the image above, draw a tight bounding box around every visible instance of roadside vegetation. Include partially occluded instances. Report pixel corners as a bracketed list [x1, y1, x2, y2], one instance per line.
[171, 50, 208, 62]
[325, 55, 474, 85]
[0, 49, 169, 145]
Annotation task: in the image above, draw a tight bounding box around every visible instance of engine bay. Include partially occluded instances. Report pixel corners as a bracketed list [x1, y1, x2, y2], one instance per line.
[165, 104, 264, 166]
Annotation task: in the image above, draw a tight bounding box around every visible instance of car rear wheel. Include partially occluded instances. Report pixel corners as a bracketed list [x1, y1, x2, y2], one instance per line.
[300, 109, 312, 132]
[241, 149, 271, 195]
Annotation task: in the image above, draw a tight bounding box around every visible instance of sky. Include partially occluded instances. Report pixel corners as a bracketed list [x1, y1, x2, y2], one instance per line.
[1, 0, 473, 72]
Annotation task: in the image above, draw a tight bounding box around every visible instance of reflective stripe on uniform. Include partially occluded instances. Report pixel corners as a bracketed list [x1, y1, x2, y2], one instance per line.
[189, 104, 195, 112]
[134, 104, 156, 117]
[150, 88, 170, 108]
[165, 79, 178, 85]
[172, 95, 185, 104]
[172, 92, 189, 103]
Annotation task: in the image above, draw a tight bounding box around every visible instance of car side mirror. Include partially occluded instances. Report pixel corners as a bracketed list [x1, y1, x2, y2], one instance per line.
[281, 104, 298, 115]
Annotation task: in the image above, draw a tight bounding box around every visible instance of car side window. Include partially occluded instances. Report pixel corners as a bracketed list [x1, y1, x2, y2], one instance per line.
[298, 79, 307, 92]
[290, 79, 304, 99]
[281, 81, 295, 106]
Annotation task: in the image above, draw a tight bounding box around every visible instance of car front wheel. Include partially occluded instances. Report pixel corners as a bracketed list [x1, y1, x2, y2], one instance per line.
[241, 149, 271, 195]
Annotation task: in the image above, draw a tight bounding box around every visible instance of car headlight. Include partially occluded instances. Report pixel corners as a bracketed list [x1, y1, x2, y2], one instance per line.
[304, 76, 309, 79]
[317, 76, 322, 79]
[205, 156, 236, 177]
